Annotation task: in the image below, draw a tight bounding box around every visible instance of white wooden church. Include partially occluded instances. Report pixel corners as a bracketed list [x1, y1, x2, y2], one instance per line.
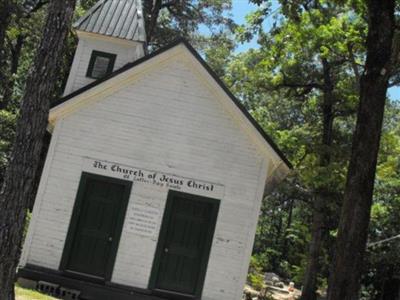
[17, 0, 291, 299]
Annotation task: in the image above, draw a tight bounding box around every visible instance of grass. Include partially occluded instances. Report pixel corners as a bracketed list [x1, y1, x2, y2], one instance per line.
[15, 285, 59, 300]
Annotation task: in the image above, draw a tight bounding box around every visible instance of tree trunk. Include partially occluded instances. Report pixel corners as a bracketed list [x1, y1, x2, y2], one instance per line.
[301, 58, 334, 300]
[301, 197, 325, 300]
[382, 278, 400, 300]
[327, 1, 395, 299]
[146, 0, 162, 44]
[0, 0, 76, 299]
[281, 199, 294, 259]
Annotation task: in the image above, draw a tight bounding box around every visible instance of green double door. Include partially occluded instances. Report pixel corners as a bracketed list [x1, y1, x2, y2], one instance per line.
[61, 173, 219, 297]
[150, 191, 220, 298]
[61, 173, 131, 280]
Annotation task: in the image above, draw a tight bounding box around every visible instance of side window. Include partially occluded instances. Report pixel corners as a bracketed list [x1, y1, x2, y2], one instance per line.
[86, 50, 117, 79]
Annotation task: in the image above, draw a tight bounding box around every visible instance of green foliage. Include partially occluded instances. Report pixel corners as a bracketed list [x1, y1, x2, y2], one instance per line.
[360, 100, 400, 298]
[248, 272, 265, 291]
[250, 180, 312, 285]
[143, 0, 236, 50]
[78, 0, 98, 11]
[0, 109, 16, 183]
[247, 256, 265, 291]
[226, 1, 398, 295]
[203, 33, 236, 78]
[0, 0, 76, 183]
[4, 2, 47, 107]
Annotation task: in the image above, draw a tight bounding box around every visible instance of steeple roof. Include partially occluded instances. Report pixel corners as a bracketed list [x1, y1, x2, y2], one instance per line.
[74, 0, 146, 42]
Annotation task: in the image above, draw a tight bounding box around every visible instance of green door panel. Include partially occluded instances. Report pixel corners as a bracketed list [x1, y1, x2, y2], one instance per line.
[150, 191, 220, 298]
[60, 173, 131, 281]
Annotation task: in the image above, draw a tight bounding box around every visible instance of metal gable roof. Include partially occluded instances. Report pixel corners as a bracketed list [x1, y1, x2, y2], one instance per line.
[51, 39, 292, 170]
[74, 0, 146, 42]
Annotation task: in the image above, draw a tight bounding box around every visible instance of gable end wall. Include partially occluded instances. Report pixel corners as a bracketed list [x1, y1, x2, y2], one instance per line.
[22, 55, 271, 300]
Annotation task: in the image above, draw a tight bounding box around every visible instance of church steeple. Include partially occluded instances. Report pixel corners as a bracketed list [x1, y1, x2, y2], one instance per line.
[63, 0, 146, 96]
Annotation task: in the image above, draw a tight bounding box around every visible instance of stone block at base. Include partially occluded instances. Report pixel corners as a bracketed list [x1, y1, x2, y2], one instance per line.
[17, 277, 37, 290]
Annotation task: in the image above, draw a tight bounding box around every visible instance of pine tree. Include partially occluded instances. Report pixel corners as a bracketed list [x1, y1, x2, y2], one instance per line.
[0, 0, 76, 298]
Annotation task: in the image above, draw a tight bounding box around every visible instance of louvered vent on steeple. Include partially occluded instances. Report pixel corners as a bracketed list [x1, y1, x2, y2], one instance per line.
[63, 0, 147, 96]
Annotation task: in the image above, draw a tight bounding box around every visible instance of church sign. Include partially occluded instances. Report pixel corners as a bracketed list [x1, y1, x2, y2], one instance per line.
[83, 157, 224, 197]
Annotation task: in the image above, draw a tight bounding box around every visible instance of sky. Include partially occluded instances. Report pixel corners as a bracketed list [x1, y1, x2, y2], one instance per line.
[231, 1, 262, 52]
[229, 0, 400, 100]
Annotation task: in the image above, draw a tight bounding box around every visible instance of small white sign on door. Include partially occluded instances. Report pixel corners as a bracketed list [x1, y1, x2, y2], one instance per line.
[125, 203, 161, 238]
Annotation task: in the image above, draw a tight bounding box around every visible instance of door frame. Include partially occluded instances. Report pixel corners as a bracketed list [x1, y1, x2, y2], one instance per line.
[149, 190, 220, 299]
[59, 172, 132, 282]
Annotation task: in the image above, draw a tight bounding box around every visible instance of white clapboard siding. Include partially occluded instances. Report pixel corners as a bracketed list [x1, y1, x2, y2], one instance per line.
[63, 32, 144, 95]
[22, 53, 273, 300]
